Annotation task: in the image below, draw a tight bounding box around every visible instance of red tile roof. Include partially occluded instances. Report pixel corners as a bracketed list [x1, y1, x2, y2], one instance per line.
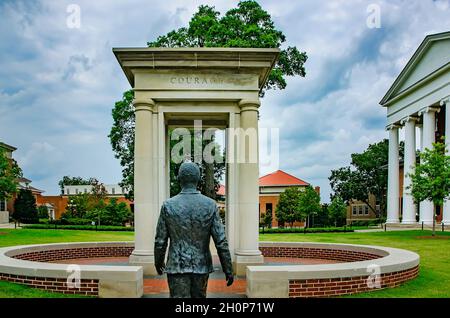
[217, 184, 225, 196]
[259, 170, 309, 187]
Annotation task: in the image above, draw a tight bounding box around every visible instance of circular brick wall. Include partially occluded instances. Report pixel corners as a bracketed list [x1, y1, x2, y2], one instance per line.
[247, 242, 420, 298]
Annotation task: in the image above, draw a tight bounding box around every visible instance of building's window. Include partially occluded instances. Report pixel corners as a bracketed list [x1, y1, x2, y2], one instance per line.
[376, 205, 380, 215]
[266, 203, 273, 213]
[358, 206, 363, 215]
[66, 189, 70, 195]
[364, 205, 369, 215]
[0, 200, 6, 211]
[352, 206, 357, 215]
[112, 188, 115, 195]
[75, 189, 79, 195]
[84, 188, 87, 194]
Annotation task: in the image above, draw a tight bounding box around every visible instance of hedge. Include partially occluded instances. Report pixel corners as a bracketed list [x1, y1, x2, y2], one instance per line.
[23, 224, 133, 231]
[260, 227, 354, 234]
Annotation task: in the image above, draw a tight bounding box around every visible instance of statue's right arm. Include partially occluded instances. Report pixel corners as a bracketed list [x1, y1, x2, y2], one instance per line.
[154, 204, 169, 275]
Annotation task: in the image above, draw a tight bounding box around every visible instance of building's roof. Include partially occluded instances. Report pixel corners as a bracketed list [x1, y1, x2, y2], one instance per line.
[259, 170, 309, 187]
[217, 184, 225, 196]
[0, 142, 17, 152]
[380, 30, 450, 106]
[17, 177, 32, 184]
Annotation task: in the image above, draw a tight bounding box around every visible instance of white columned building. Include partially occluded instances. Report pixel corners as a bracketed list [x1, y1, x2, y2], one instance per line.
[381, 31, 450, 226]
[114, 47, 279, 275]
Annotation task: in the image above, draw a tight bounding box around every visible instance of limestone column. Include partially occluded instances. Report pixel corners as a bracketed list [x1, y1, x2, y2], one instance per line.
[386, 124, 400, 224]
[441, 97, 450, 225]
[401, 116, 418, 224]
[129, 98, 157, 275]
[419, 107, 439, 225]
[235, 100, 264, 275]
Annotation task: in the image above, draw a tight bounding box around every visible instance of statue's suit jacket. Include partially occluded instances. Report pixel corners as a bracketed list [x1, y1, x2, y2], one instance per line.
[154, 189, 233, 275]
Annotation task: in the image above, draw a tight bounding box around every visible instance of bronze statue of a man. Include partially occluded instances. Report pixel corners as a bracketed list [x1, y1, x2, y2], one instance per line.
[154, 162, 234, 298]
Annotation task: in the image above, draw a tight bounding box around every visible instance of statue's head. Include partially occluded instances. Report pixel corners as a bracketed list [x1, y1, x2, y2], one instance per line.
[177, 162, 200, 190]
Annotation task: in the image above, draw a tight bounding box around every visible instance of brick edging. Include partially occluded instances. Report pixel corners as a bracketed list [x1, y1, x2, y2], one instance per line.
[0, 273, 99, 296]
[289, 265, 419, 297]
[260, 246, 382, 262]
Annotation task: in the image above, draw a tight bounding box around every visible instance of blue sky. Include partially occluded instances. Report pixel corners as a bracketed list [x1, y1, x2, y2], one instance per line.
[1, 0, 449, 201]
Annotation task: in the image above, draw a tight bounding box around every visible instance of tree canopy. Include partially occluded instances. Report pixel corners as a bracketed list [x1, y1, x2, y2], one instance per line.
[147, 1, 307, 95]
[408, 139, 450, 235]
[13, 189, 38, 224]
[0, 147, 22, 202]
[329, 139, 390, 217]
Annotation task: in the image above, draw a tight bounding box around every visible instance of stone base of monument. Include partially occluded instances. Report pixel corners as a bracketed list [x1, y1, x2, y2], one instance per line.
[129, 253, 157, 276]
[234, 254, 264, 276]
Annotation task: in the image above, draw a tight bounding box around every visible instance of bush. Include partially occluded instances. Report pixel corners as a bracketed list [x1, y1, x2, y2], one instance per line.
[260, 226, 354, 234]
[23, 224, 133, 231]
[350, 219, 383, 227]
[59, 218, 93, 225]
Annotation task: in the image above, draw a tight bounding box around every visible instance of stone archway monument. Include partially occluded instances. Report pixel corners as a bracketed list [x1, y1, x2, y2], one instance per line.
[113, 47, 280, 276]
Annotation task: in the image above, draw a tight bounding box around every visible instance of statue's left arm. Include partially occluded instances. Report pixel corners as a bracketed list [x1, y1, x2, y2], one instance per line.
[211, 206, 233, 282]
[154, 203, 169, 275]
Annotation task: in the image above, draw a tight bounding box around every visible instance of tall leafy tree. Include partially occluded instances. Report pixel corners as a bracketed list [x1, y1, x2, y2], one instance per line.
[0, 148, 22, 202]
[111, 1, 307, 200]
[13, 189, 38, 224]
[408, 139, 450, 236]
[298, 186, 321, 228]
[329, 139, 390, 217]
[276, 187, 302, 227]
[328, 196, 347, 227]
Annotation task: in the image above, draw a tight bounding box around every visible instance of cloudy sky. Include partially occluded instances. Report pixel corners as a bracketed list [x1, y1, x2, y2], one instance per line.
[1, 0, 449, 201]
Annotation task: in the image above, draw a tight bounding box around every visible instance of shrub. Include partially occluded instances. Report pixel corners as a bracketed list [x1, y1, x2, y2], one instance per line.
[23, 224, 133, 231]
[260, 226, 354, 234]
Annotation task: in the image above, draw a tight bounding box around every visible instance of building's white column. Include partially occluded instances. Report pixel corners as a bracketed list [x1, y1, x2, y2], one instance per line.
[235, 100, 264, 275]
[401, 116, 418, 224]
[419, 107, 439, 225]
[129, 98, 158, 275]
[386, 125, 400, 224]
[441, 97, 450, 225]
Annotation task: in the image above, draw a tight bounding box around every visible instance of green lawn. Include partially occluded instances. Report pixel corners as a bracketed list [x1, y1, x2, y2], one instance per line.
[0, 228, 133, 298]
[0, 228, 449, 297]
[0, 228, 133, 248]
[260, 230, 450, 297]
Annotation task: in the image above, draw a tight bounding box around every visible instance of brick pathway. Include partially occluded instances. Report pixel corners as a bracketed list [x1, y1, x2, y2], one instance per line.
[53, 256, 341, 298]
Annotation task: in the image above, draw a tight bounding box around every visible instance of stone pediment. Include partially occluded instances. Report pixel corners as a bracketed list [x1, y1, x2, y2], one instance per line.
[380, 31, 450, 106]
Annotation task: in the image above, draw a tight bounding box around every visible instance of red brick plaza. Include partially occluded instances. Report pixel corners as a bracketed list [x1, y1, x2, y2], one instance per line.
[54, 255, 340, 298]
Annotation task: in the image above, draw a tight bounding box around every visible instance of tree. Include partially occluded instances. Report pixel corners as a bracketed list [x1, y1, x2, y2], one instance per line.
[13, 189, 38, 224]
[261, 210, 273, 229]
[316, 203, 330, 227]
[276, 187, 303, 227]
[169, 130, 225, 198]
[110, 1, 308, 200]
[58, 176, 93, 194]
[64, 193, 90, 218]
[408, 139, 450, 236]
[328, 196, 347, 227]
[0, 147, 22, 202]
[298, 186, 321, 228]
[329, 139, 389, 218]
